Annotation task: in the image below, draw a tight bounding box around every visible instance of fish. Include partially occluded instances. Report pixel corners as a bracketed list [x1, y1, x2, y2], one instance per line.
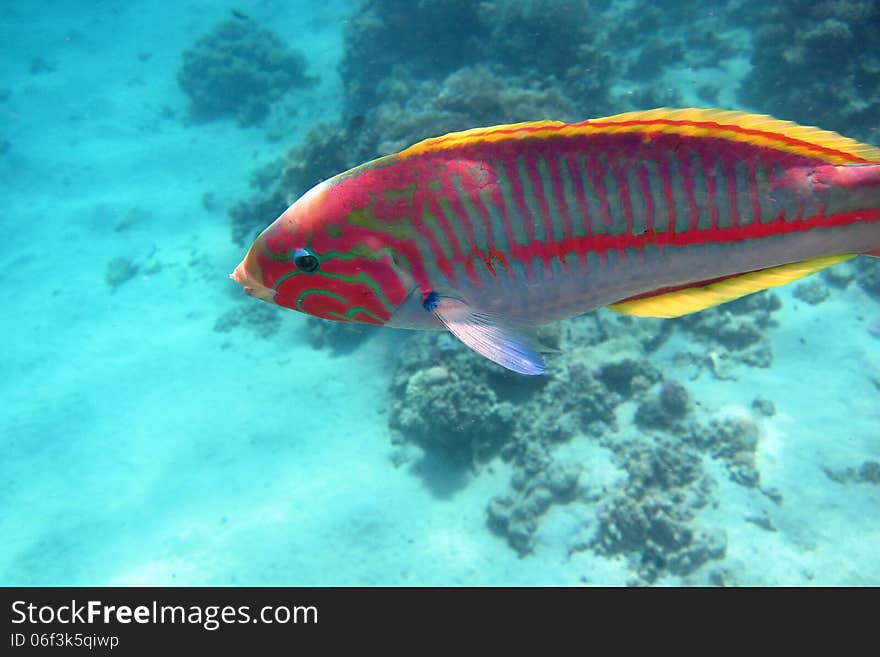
[231, 108, 880, 375]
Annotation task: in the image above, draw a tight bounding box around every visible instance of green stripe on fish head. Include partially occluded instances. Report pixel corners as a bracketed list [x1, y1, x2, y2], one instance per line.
[231, 176, 415, 325]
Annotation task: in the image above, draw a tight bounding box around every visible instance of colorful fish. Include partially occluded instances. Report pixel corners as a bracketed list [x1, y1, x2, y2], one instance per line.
[231, 108, 880, 374]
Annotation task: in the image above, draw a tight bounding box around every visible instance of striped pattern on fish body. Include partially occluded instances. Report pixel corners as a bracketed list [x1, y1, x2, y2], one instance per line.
[232, 108, 880, 374]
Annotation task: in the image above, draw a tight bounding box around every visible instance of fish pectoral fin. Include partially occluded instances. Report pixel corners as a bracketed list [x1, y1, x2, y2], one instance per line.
[429, 294, 546, 375]
[608, 254, 856, 318]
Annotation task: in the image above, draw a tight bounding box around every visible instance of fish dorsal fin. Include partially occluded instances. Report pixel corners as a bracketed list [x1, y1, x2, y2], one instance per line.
[588, 108, 880, 164]
[398, 108, 880, 165]
[398, 120, 566, 159]
[608, 254, 856, 318]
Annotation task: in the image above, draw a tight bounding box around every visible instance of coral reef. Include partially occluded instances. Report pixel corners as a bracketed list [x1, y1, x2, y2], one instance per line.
[338, 0, 619, 116]
[739, 0, 880, 142]
[688, 417, 761, 488]
[751, 396, 776, 417]
[177, 16, 316, 126]
[824, 460, 880, 485]
[275, 120, 373, 205]
[105, 257, 139, 290]
[214, 302, 281, 338]
[336, 0, 750, 126]
[822, 262, 855, 289]
[635, 381, 691, 431]
[229, 190, 287, 247]
[673, 292, 782, 375]
[306, 318, 372, 354]
[389, 362, 514, 465]
[387, 308, 768, 581]
[854, 258, 880, 302]
[589, 436, 724, 584]
[597, 358, 661, 398]
[340, 0, 488, 112]
[679, 292, 781, 348]
[215, 299, 372, 353]
[475, 0, 612, 110]
[628, 39, 685, 81]
[487, 457, 581, 555]
[793, 279, 830, 305]
[388, 314, 637, 472]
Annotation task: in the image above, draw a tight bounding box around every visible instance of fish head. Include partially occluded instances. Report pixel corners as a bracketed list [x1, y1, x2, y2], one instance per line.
[231, 178, 413, 325]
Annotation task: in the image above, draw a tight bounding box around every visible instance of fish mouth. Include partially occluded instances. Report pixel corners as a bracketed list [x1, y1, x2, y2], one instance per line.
[230, 260, 277, 302]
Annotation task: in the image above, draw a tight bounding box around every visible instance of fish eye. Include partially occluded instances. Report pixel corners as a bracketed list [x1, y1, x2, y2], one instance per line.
[293, 248, 320, 273]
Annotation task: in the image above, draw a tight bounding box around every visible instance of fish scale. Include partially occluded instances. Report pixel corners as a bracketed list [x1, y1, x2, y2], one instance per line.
[232, 108, 880, 374]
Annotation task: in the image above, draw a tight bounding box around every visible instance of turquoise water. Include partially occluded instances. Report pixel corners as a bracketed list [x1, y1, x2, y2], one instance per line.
[1, 0, 878, 586]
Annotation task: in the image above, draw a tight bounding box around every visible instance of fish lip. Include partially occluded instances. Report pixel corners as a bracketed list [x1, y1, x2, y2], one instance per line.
[230, 260, 251, 287]
[230, 261, 277, 302]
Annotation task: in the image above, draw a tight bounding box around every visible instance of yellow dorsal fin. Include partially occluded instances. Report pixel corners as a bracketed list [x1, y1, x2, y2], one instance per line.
[398, 120, 565, 159]
[397, 108, 880, 164]
[590, 108, 880, 163]
[608, 254, 856, 318]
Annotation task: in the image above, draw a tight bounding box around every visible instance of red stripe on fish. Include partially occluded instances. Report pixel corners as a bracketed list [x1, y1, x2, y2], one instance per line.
[725, 156, 739, 228]
[657, 152, 676, 238]
[525, 152, 552, 249]
[703, 152, 719, 229]
[747, 161, 762, 225]
[564, 154, 590, 269]
[504, 158, 539, 278]
[482, 168, 518, 277]
[523, 207, 880, 263]
[590, 152, 613, 230]
[548, 155, 572, 269]
[637, 165, 654, 244]
[616, 161, 635, 244]
[676, 149, 700, 232]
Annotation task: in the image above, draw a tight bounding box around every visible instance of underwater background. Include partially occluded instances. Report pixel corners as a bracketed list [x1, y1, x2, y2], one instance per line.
[1, 0, 878, 586]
